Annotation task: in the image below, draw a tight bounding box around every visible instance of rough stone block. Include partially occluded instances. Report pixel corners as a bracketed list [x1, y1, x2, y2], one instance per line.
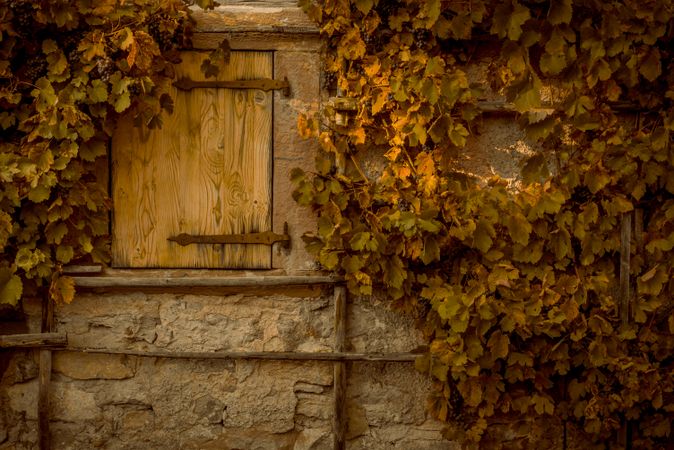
[294, 428, 330, 450]
[57, 292, 334, 353]
[346, 400, 370, 439]
[5, 380, 37, 420]
[348, 295, 425, 353]
[193, 395, 226, 425]
[50, 382, 101, 422]
[53, 352, 134, 380]
[122, 409, 155, 430]
[0, 352, 38, 384]
[295, 392, 331, 420]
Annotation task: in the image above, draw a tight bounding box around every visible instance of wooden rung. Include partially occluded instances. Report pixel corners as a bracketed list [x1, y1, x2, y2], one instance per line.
[0, 332, 67, 349]
[58, 347, 418, 363]
[476, 99, 643, 115]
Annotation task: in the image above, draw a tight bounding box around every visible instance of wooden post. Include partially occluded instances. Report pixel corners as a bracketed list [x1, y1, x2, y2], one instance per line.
[619, 214, 631, 326]
[333, 286, 347, 450]
[618, 213, 633, 449]
[634, 209, 643, 250]
[38, 294, 54, 450]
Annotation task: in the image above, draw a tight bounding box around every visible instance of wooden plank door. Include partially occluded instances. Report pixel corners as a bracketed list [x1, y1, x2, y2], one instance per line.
[112, 51, 273, 268]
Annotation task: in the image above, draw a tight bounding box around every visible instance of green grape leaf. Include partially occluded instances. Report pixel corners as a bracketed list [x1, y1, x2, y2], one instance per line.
[354, 0, 373, 15]
[0, 268, 22, 306]
[548, 0, 572, 25]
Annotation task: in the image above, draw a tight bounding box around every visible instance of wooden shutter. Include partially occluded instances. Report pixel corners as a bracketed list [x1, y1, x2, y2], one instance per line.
[112, 51, 273, 268]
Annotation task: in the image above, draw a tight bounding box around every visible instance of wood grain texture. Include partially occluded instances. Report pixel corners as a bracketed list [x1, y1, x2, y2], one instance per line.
[333, 286, 347, 450]
[0, 332, 67, 349]
[620, 214, 631, 325]
[38, 297, 54, 450]
[112, 51, 272, 268]
[192, 32, 321, 51]
[72, 275, 338, 287]
[38, 349, 51, 450]
[61, 347, 417, 362]
[62, 265, 103, 274]
[80, 285, 327, 298]
[333, 286, 347, 353]
[191, 5, 318, 33]
[217, 0, 298, 5]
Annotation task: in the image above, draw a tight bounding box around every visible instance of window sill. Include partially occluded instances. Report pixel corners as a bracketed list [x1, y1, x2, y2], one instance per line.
[69, 268, 339, 289]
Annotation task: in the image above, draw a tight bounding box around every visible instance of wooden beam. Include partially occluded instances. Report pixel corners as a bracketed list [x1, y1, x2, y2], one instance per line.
[476, 100, 644, 115]
[38, 296, 54, 450]
[618, 213, 633, 448]
[72, 275, 339, 288]
[620, 214, 631, 325]
[62, 265, 103, 274]
[333, 286, 347, 450]
[190, 5, 318, 34]
[634, 209, 643, 250]
[60, 347, 418, 363]
[0, 332, 67, 349]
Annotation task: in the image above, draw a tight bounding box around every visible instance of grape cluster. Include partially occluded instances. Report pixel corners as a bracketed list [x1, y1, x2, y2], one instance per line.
[397, 198, 411, 212]
[148, 15, 179, 51]
[128, 82, 142, 97]
[413, 28, 432, 49]
[60, 33, 81, 66]
[93, 57, 114, 82]
[61, 33, 80, 51]
[9, 0, 34, 32]
[322, 71, 338, 93]
[21, 57, 47, 81]
[377, 0, 398, 24]
[570, 185, 592, 204]
[67, 48, 81, 66]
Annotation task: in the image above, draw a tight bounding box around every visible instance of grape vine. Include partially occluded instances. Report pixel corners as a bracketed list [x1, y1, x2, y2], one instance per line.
[295, 0, 674, 447]
[0, 1, 218, 307]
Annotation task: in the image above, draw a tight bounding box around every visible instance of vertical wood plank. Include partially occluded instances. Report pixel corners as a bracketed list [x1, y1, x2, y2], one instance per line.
[624, 208, 643, 448]
[618, 213, 633, 448]
[38, 295, 54, 450]
[619, 214, 631, 326]
[112, 51, 272, 268]
[634, 209, 643, 250]
[333, 286, 347, 450]
[38, 350, 52, 450]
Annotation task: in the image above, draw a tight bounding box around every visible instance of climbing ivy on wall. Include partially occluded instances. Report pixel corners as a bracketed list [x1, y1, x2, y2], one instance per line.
[0, 0, 221, 306]
[294, 0, 674, 447]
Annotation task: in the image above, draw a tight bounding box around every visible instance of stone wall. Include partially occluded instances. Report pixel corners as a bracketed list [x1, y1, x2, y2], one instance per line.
[1, 290, 451, 450]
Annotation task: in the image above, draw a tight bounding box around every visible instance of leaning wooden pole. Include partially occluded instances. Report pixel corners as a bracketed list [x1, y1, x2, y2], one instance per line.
[619, 213, 631, 326]
[333, 286, 347, 450]
[38, 292, 54, 450]
[618, 213, 633, 448]
[60, 348, 417, 362]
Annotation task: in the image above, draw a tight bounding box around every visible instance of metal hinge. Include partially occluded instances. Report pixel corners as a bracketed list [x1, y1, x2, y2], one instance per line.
[168, 223, 290, 248]
[173, 77, 291, 97]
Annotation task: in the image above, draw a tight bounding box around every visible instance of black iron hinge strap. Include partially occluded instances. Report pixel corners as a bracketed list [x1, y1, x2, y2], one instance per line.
[168, 223, 290, 248]
[173, 77, 291, 97]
